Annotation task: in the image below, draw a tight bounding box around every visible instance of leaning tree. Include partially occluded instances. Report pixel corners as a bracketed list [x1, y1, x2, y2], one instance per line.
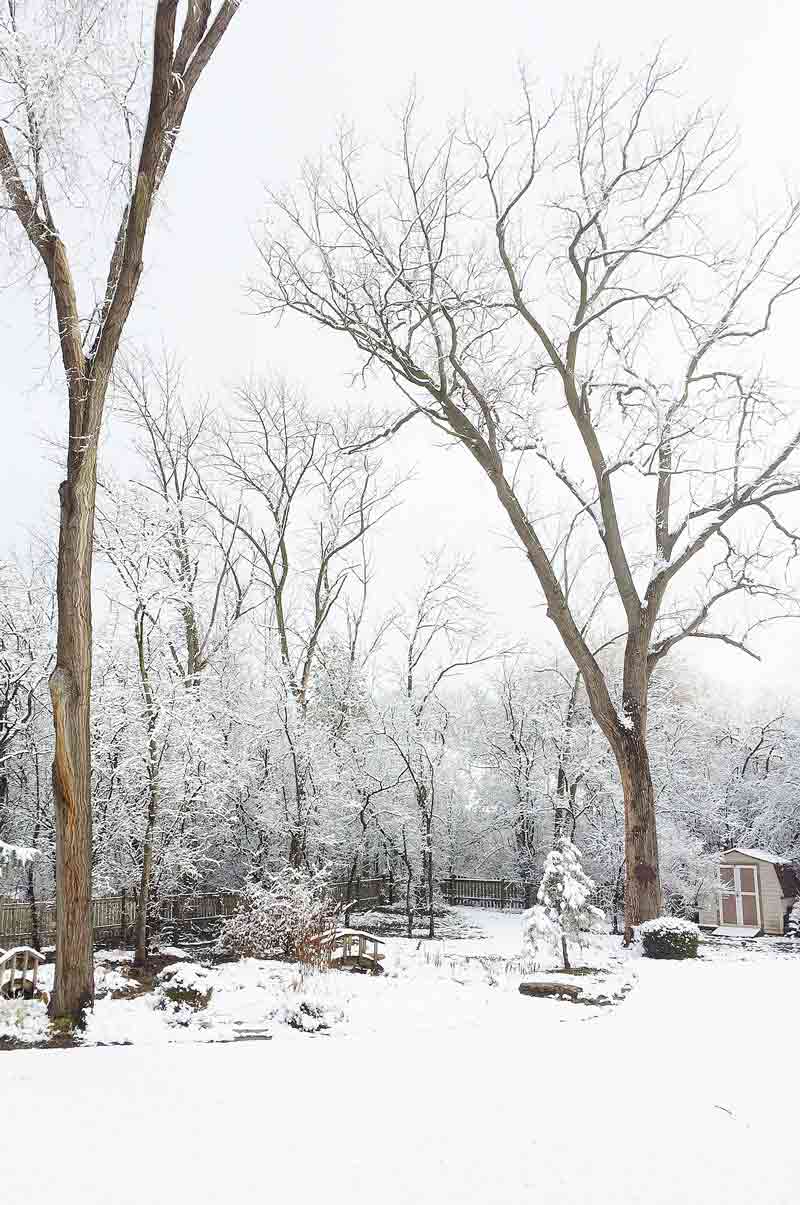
[0, 0, 243, 1022]
[255, 56, 800, 937]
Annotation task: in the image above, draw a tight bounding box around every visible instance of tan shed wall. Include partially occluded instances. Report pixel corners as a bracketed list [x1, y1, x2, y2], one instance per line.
[699, 852, 788, 935]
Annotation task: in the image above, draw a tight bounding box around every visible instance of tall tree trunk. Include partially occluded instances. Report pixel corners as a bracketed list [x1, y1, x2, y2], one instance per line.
[0, 0, 242, 1027]
[425, 814, 435, 939]
[617, 732, 662, 941]
[49, 472, 97, 1023]
[134, 824, 155, 967]
[288, 830, 305, 869]
[133, 609, 160, 968]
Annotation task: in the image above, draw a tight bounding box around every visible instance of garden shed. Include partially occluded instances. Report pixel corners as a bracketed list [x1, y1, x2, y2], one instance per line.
[698, 848, 800, 936]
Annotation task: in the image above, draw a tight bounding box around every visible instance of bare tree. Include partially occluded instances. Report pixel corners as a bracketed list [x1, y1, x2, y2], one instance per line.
[0, 1, 242, 1021]
[116, 355, 252, 687]
[202, 379, 399, 865]
[382, 554, 497, 936]
[256, 55, 800, 937]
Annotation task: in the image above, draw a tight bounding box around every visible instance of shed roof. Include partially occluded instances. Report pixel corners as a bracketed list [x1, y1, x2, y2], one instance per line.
[723, 847, 789, 864]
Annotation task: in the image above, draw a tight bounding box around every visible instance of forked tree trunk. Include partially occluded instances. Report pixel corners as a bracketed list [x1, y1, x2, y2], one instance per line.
[49, 470, 97, 1022]
[617, 731, 662, 941]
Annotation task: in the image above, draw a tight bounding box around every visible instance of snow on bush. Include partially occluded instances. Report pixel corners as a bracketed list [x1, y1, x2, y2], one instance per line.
[0, 840, 36, 872]
[522, 837, 605, 970]
[154, 963, 215, 1017]
[639, 916, 700, 960]
[272, 995, 344, 1033]
[0, 999, 50, 1044]
[217, 869, 337, 964]
[787, 897, 800, 938]
[95, 967, 137, 999]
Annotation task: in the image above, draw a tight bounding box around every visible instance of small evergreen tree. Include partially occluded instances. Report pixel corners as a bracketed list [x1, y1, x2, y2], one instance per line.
[528, 837, 605, 970]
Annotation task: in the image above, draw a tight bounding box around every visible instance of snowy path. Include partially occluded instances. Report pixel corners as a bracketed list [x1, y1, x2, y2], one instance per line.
[2, 912, 798, 1204]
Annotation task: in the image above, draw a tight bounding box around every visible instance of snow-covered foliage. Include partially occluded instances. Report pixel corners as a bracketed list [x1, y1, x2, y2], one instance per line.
[523, 838, 605, 969]
[154, 963, 215, 1018]
[217, 870, 337, 963]
[639, 917, 700, 960]
[2, 372, 799, 940]
[0, 840, 36, 872]
[787, 897, 800, 939]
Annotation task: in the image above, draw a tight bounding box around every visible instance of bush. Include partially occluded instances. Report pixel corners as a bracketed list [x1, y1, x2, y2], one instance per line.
[217, 869, 337, 964]
[154, 963, 214, 1013]
[639, 917, 700, 960]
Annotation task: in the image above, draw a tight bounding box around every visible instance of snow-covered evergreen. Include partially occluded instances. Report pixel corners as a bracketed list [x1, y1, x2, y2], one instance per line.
[523, 838, 605, 969]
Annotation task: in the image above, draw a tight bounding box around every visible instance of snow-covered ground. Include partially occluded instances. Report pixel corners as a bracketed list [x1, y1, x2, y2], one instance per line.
[2, 910, 799, 1204]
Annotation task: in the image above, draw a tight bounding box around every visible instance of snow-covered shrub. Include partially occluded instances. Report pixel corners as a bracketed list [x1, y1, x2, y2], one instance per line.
[0, 999, 50, 1044]
[639, 917, 700, 960]
[217, 869, 337, 964]
[154, 963, 214, 1014]
[94, 967, 138, 1000]
[523, 838, 605, 970]
[787, 897, 800, 938]
[0, 841, 36, 873]
[276, 997, 344, 1033]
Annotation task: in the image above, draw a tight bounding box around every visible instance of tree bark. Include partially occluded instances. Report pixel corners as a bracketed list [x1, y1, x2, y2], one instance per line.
[617, 732, 662, 941]
[49, 472, 97, 1022]
[1, 0, 242, 1026]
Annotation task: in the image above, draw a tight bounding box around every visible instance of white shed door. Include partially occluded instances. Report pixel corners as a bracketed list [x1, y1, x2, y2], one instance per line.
[719, 864, 760, 927]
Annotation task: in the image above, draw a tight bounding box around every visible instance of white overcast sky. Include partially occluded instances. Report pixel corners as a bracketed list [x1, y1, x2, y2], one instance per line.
[2, 0, 799, 705]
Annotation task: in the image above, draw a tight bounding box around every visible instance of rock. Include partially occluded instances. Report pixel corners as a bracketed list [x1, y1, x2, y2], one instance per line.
[519, 978, 582, 1001]
[519, 970, 636, 1006]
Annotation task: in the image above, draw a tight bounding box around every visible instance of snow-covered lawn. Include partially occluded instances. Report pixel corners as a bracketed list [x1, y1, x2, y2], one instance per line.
[2, 911, 799, 1204]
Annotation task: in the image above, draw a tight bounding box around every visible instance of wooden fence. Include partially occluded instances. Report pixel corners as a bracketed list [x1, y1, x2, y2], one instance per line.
[1, 876, 617, 947]
[0, 892, 242, 950]
[440, 877, 619, 916]
[327, 876, 386, 910]
[441, 877, 536, 911]
[0, 879, 387, 950]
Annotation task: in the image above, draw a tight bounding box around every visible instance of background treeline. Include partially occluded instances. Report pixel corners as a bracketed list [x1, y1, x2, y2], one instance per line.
[2, 361, 797, 932]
